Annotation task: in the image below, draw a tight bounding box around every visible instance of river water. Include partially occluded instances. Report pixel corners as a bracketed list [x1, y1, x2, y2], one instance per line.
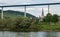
[0, 31, 60, 37]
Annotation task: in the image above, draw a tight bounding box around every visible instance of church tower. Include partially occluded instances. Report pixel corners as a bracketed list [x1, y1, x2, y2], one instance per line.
[42, 8, 44, 17]
[40, 8, 44, 21]
[41, 8, 44, 19]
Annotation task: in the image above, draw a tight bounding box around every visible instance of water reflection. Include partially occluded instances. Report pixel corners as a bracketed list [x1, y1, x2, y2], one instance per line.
[16, 32, 31, 37]
[0, 31, 59, 37]
[46, 32, 57, 37]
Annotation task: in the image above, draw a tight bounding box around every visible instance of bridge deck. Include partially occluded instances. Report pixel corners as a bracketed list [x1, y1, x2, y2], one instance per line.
[0, 3, 60, 7]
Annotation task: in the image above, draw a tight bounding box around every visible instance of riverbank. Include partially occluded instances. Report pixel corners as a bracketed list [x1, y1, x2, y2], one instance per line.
[0, 24, 60, 32]
[0, 17, 60, 32]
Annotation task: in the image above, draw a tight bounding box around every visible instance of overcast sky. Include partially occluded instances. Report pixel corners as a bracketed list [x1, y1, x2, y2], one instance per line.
[0, 0, 60, 17]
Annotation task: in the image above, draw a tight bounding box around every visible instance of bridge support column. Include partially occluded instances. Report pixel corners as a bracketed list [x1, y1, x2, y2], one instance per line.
[48, 5, 50, 13]
[24, 6, 26, 17]
[1, 7, 3, 19]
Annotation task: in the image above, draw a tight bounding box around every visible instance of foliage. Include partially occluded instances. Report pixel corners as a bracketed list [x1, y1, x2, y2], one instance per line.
[44, 13, 52, 23]
[11, 17, 31, 32]
[51, 14, 59, 24]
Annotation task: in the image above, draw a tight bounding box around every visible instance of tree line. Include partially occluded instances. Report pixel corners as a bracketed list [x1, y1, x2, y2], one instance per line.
[43, 13, 59, 24]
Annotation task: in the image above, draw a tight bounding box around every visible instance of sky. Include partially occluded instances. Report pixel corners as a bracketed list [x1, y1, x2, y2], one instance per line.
[0, 0, 60, 17]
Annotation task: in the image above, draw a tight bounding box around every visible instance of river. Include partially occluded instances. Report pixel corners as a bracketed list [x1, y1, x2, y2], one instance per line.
[0, 31, 60, 37]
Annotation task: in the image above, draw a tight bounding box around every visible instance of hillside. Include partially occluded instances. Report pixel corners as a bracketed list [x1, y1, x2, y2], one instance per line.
[0, 10, 36, 18]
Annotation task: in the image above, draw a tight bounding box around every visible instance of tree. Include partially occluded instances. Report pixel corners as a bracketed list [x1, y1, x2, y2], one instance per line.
[51, 14, 59, 24]
[44, 13, 52, 23]
[12, 17, 31, 32]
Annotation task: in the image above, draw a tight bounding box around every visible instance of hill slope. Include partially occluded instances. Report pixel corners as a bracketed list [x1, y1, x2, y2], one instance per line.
[0, 10, 36, 18]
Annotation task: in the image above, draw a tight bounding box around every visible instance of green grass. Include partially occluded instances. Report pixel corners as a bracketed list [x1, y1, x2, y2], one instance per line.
[36, 22, 60, 31]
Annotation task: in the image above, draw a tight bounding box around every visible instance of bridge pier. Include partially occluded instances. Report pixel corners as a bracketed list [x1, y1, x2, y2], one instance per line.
[1, 7, 3, 19]
[48, 5, 50, 13]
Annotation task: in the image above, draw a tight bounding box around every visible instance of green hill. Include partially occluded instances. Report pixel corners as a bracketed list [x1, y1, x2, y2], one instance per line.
[0, 10, 36, 18]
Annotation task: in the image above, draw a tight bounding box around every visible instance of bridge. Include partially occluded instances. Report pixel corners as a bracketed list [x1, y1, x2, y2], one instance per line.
[0, 3, 60, 19]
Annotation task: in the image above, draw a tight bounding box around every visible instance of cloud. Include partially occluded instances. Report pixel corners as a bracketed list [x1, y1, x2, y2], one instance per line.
[50, 5, 60, 15]
[52, 0, 60, 2]
[0, 0, 8, 5]
[0, 0, 36, 5]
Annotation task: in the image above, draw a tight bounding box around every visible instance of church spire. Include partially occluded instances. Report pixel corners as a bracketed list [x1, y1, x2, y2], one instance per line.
[42, 8, 44, 17]
[39, 8, 44, 22]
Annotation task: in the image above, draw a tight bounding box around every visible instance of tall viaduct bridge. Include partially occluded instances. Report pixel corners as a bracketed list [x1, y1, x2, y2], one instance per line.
[0, 3, 60, 19]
